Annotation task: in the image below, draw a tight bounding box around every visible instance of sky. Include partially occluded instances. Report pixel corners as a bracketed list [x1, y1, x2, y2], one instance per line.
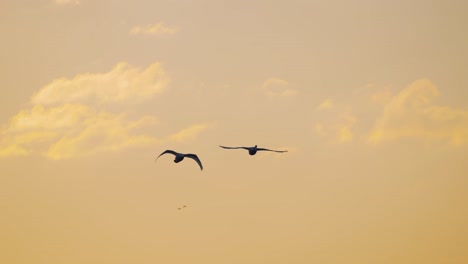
[1, 0, 467, 263]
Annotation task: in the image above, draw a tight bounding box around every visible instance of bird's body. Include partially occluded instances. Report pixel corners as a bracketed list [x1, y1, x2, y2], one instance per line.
[155, 150, 203, 170]
[219, 145, 287, 155]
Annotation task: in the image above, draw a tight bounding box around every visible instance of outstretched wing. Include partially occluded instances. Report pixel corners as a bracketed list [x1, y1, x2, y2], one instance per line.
[185, 154, 203, 171]
[257, 148, 288, 153]
[155, 150, 178, 162]
[219, 145, 249, 150]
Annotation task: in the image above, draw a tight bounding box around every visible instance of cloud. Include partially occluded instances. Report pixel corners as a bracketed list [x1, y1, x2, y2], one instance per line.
[262, 78, 289, 89]
[32, 62, 169, 106]
[0, 144, 29, 158]
[338, 126, 353, 142]
[314, 123, 326, 136]
[368, 79, 468, 146]
[335, 114, 357, 143]
[55, 0, 80, 5]
[314, 97, 357, 143]
[317, 98, 334, 110]
[129, 23, 179, 36]
[169, 124, 211, 142]
[261, 77, 297, 98]
[45, 111, 158, 160]
[314, 119, 356, 144]
[0, 62, 210, 160]
[0, 103, 159, 159]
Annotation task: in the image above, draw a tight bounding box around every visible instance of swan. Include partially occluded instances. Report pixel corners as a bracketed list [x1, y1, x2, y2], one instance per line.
[155, 150, 203, 171]
[219, 145, 287, 155]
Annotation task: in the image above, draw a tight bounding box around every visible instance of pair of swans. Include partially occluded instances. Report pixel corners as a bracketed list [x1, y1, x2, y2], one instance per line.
[155, 145, 288, 171]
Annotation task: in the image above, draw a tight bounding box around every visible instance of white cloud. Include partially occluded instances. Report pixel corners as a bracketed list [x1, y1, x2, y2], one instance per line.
[32, 62, 169, 106]
[261, 77, 297, 98]
[0, 62, 210, 160]
[44, 110, 159, 160]
[314, 97, 357, 143]
[338, 126, 353, 142]
[262, 78, 289, 89]
[0, 103, 159, 159]
[314, 123, 326, 136]
[169, 124, 211, 142]
[0, 144, 29, 158]
[129, 23, 179, 36]
[317, 98, 334, 110]
[368, 79, 468, 146]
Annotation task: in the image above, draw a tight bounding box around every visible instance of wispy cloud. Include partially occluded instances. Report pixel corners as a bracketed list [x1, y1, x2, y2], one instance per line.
[314, 119, 356, 144]
[129, 22, 179, 36]
[338, 126, 353, 142]
[0, 62, 210, 160]
[317, 98, 334, 110]
[314, 97, 357, 143]
[314, 123, 326, 136]
[169, 124, 211, 142]
[55, 0, 80, 5]
[368, 79, 468, 146]
[262, 78, 289, 89]
[261, 77, 298, 98]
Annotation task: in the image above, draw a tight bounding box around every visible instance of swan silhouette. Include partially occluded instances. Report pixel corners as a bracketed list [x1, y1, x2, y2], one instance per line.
[219, 145, 287, 155]
[155, 150, 203, 171]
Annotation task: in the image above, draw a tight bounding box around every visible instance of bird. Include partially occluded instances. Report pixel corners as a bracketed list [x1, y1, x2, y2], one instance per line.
[219, 145, 287, 155]
[155, 150, 203, 171]
[178, 205, 187, 210]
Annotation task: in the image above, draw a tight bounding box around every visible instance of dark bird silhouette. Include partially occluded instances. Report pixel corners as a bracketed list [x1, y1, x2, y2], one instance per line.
[219, 145, 287, 155]
[155, 150, 203, 170]
[178, 205, 188, 210]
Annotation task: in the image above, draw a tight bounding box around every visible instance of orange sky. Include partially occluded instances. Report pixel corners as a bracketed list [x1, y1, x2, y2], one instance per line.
[1, 1, 467, 263]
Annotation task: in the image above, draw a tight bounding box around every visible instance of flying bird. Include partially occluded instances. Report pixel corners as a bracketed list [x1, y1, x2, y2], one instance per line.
[178, 205, 188, 210]
[155, 150, 203, 171]
[219, 145, 287, 155]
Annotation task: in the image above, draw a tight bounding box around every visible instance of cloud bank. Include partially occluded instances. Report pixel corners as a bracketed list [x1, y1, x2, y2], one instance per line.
[0, 62, 209, 159]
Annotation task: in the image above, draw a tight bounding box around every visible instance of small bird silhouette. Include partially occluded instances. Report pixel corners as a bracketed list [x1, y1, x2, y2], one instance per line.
[219, 145, 287, 155]
[178, 205, 188, 210]
[155, 150, 203, 170]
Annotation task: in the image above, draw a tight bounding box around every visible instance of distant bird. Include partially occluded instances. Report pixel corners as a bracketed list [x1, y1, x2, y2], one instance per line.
[219, 145, 287, 155]
[178, 205, 188, 210]
[155, 150, 203, 171]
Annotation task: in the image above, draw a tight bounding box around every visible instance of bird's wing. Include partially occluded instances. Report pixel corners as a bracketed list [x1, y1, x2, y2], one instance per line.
[185, 154, 204, 171]
[155, 150, 178, 162]
[219, 145, 249, 150]
[257, 148, 288, 153]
